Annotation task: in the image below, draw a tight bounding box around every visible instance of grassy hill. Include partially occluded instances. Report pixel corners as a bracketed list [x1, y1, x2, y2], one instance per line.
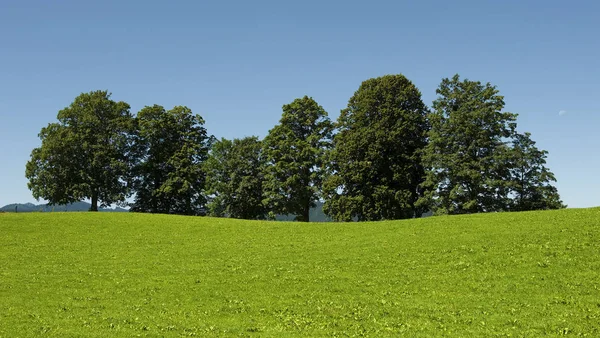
[1, 209, 599, 337]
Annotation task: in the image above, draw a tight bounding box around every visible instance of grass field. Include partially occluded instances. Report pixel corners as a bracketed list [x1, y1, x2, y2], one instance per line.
[1, 209, 599, 337]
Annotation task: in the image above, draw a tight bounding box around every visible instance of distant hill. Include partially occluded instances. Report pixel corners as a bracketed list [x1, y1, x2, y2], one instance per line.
[0, 202, 128, 213]
[1, 201, 430, 220]
[1, 201, 328, 219]
[276, 202, 432, 222]
[275, 203, 431, 222]
[275, 201, 331, 222]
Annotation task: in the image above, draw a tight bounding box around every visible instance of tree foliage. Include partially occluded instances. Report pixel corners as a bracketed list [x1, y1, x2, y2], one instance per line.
[262, 96, 334, 222]
[130, 105, 211, 215]
[324, 74, 429, 221]
[507, 132, 565, 211]
[26, 90, 134, 211]
[25, 78, 564, 217]
[419, 75, 563, 215]
[204, 136, 267, 219]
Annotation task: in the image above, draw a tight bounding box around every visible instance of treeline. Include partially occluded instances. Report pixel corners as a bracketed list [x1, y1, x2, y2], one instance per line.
[26, 74, 564, 221]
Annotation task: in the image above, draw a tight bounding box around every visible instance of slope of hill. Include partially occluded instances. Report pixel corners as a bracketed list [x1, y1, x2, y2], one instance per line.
[0, 209, 599, 336]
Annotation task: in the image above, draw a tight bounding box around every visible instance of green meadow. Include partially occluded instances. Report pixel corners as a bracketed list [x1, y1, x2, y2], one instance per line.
[1, 210, 599, 337]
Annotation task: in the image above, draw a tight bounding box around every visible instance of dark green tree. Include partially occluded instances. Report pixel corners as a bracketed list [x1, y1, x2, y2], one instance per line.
[263, 96, 334, 222]
[507, 132, 565, 211]
[204, 136, 267, 219]
[419, 75, 519, 215]
[130, 105, 211, 215]
[25, 90, 134, 211]
[323, 74, 429, 221]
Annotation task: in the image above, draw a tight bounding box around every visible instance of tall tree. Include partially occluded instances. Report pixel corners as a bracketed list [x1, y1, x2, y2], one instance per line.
[263, 96, 334, 222]
[130, 105, 211, 215]
[419, 75, 519, 215]
[507, 132, 565, 211]
[204, 136, 267, 219]
[25, 90, 134, 211]
[323, 74, 429, 221]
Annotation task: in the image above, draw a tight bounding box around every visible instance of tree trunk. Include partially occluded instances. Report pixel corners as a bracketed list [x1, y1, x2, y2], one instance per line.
[153, 176, 160, 213]
[301, 203, 310, 222]
[90, 190, 99, 212]
[186, 193, 192, 216]
[299, 167, 311, 222]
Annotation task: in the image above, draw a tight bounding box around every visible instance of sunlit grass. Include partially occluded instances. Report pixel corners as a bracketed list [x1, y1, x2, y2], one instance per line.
[1, 209, 599, 336]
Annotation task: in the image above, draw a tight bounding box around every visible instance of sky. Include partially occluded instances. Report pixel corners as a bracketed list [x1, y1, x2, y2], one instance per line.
[1, 0, 599, 208]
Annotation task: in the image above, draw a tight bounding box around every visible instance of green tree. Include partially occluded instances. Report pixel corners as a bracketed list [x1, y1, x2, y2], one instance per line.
[419, 75, 519, 215]
[204, 136, 267, 219]
[508, 132, 565, 211]
[263, 96, 334, 222]
[25, 90, 134, 211]
[130, 105, 211, 215]
[323, 74, 429, 221]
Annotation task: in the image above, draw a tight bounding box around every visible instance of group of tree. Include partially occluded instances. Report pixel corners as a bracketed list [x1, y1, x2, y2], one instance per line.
[417, 76, 563, 215]
[26, 74, 564, 221]
[26, 93, 212, 214]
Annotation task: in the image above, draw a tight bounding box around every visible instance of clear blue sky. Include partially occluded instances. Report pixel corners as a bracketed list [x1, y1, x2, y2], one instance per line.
[1, 0, 598, 208]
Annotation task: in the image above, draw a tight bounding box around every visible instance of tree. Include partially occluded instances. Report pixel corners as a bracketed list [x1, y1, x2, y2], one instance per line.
[507, 132, 565, 211]
[419, 75, 520, 215]
[204, 136, 267, 219]
[25, 90, 134, 211]
[262, 96, 334, 222]
[130, 105, 212, 215]
[323, 74, 429, 221]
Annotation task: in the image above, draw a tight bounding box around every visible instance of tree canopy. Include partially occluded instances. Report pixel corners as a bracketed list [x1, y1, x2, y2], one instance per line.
[324, 74, 430, 221]
[26, 90, 134, 211]
[262, 96, 334, 222]
[419, 75, 563, 215]
[24, 77, 564, 219]
[130, 105, 212, 215]
[204, 136, 267, 219]
[507, 132, 565, 211]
